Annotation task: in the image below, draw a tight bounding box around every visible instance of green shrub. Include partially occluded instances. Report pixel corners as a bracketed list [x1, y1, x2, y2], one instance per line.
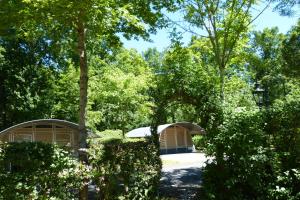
[268, 169, 300, 200]
[266, 98, 300, 199]
[202, 111, 276, 200]
[202, 97, 300, 200]
[88, 138, 161, 200]
[95, 129, 123, 139]
[0, 142, 88, 199]
[192, 135, 205, 150]
[268, 98, 300, 171]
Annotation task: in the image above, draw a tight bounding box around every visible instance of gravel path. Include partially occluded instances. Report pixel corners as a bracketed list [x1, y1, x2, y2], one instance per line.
[159, 153, 210, 200]
[88, 153, 210, 199]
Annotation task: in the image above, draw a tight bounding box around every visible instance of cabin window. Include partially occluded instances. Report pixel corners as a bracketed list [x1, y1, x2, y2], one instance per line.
[35, 132, 52, 143]
[36, 124, 52, 128]
[14, 134, 32, 142]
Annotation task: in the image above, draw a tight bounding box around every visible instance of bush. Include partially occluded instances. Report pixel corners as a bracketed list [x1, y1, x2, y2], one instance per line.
[192, 135, 205, 151]
[95, 129, 123, 139]
[266, 98, 300, 199]
[88, 137, 161, 200]
[268, 169, 300, 200]
[202, 97, 300, 200]
[0, 142, 88, 199]
[268, 98, 300, 171]
[202, 111, 276, 199]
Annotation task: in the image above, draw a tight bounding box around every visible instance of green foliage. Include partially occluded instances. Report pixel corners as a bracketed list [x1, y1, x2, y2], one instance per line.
[150, 43, 222, 130]
[224, 75, 256, 111]
[88, 138, 161, 200]
[95, 129, 123, 139]
[88, 48, 153, 133]
[181, 0, 253, 69]
[268, 169, 300, 200]
[282, 20, 300, 78]
[203, 111, 274, 199]
[0, 1, 299, 200]
[0, 0, 179, 62]
[0, 38, 56, 130]
[202, 96, 300, 199]
[270, 0, 299, 16]
[247, 27, 287, 104]
[265, 96, 300, 199]
[192, 135, 205, 151]
[0, 142, 88, 199]
[248, 28, 284, 80]
[51, 64, 80, 123]
[268, 95, 300, 170]
[179, 0, 255, 100]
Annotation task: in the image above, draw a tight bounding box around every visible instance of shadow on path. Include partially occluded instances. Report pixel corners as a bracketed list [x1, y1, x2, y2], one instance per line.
[159, 167, 203, 200]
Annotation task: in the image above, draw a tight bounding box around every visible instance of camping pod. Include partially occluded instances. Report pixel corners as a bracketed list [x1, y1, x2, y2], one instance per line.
[0, 119, 84, 152]
[126, 122, 205, 154]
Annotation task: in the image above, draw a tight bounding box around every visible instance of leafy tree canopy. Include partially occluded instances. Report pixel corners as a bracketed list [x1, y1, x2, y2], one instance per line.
[282, 20, 300, 78]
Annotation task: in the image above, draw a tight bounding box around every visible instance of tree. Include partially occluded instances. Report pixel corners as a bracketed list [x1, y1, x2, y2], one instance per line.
[249, 28, 284, 79]
[175, 0, 260, 102]
[282, 20, 300, 78]
[0, 37, 56, 130]
[146, 43, 221, 130]
[269, 0, 299, 16]
[51, 64, 80, 123]
[247, 27, 287, 103]
[88, 49, 153, 135]
[1, 0, 178, 198]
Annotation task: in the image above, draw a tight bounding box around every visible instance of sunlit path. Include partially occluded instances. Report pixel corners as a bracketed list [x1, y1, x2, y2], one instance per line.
[159, 153, 210, 199]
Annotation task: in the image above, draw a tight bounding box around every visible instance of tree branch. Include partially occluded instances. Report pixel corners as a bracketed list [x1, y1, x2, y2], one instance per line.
[248, 1, 271, 26]
[165, 15, 208, 38]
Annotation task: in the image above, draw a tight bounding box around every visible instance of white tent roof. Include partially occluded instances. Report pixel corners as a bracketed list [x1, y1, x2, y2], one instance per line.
[0, 119, 97, 138]
[126, 122, 205, 138]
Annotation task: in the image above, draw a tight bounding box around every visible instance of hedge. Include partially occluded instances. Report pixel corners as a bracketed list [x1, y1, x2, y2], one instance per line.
[0, 142, 88, 199]
[0, 137, 162, 199]
[88, 137, 161, 200]
[202, 99, 300, 200]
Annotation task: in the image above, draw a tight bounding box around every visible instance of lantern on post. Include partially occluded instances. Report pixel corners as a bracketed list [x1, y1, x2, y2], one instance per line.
[253, 82, 265, 110]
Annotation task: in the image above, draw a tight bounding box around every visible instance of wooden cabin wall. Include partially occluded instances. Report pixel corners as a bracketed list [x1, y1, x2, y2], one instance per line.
[159, 126, 193, 150]
[165, 127, 176, 149]
[0, 124, 79, 151]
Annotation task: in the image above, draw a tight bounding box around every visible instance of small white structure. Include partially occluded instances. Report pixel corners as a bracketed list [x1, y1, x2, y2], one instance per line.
[127, 122, 205, 154]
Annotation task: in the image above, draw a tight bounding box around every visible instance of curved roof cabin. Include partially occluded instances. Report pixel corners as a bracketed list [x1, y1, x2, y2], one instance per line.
[0, 119, 81, 151]
[127, 122, 205, 154]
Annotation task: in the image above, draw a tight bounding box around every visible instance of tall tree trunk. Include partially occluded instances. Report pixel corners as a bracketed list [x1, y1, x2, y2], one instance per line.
[77, 17, 88, 200]
[0, 72, 7, 130]
[219, 67, 225, 103]
[150, 101, 166, 153]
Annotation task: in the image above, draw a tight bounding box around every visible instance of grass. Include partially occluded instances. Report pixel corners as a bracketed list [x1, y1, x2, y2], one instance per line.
[161, 159, 182, 166]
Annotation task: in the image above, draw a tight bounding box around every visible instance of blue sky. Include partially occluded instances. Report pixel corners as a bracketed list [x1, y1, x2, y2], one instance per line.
[122, 3, 299, 53]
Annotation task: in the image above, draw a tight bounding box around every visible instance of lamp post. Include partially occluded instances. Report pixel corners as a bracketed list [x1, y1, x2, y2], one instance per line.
[253, 82, 265, 110]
